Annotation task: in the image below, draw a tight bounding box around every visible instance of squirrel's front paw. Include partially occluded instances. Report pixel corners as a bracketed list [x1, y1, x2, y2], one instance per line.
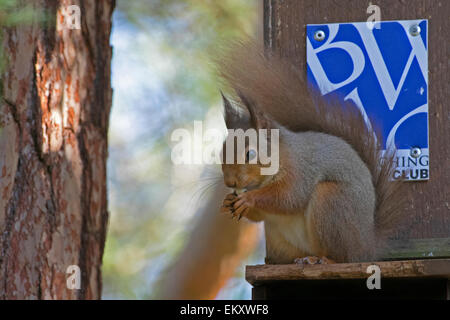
[221, 192, 254, 221]
[221, 193, 237, 214]
[232, 192, 256, 220]
[221, 193, 243, 219]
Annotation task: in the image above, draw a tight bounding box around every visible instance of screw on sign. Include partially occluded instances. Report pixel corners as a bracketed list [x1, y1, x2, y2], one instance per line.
[314, 30, 326, 41]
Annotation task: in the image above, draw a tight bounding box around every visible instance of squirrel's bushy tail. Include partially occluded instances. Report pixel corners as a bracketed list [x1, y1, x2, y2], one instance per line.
[216, 40, 407, 239]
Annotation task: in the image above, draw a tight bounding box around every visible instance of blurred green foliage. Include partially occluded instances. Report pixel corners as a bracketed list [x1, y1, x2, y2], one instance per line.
[117, 0, 258, 125]
[0, 0, 36, 26]
[103, 0, 258, 299]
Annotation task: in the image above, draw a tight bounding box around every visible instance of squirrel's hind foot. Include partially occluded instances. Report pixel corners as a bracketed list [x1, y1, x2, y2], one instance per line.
[294, 256, 335, 265]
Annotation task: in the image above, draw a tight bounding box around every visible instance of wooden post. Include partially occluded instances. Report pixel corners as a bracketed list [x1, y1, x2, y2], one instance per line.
[263, 0, 449, 242]
[244, 0, 450, 299]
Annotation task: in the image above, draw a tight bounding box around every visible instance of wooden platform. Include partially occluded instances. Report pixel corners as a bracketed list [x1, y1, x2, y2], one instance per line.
[246, 259, 450, 300]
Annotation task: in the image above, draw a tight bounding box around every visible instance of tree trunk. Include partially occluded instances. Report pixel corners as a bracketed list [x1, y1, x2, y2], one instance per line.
[0, 0, 114, 299]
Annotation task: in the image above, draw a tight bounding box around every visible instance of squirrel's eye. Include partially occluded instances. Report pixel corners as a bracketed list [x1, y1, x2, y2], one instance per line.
[246, 149, 257, 162]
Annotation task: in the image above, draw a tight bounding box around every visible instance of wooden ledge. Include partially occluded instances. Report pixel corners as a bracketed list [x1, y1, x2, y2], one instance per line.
[246, 259, 450, 286]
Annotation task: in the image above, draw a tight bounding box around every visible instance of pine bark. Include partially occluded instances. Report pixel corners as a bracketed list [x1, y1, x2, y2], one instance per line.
[0, 0, 114, 299]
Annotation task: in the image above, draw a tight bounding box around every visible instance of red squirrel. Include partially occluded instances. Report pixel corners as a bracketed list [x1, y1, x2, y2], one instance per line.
[218, 41, 406, 264]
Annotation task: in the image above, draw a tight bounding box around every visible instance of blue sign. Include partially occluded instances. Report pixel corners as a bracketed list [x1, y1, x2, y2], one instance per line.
[306, 20, 429, 180]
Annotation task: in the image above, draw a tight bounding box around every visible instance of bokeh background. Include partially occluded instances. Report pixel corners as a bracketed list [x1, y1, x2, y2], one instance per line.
[102, 0, 264, 299]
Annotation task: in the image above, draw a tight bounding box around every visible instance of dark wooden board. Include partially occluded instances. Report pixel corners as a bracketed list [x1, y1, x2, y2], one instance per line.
[251, 278, 449, 300]
[264, 0, 450, 240]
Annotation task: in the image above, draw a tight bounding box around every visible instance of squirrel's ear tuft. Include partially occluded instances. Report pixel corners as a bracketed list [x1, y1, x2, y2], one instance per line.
[237, 91, 273, 130]
[221, 91, 240, 129]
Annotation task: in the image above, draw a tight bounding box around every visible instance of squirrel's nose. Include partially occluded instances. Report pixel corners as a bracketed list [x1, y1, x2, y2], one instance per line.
[225, 180, 236, 188]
